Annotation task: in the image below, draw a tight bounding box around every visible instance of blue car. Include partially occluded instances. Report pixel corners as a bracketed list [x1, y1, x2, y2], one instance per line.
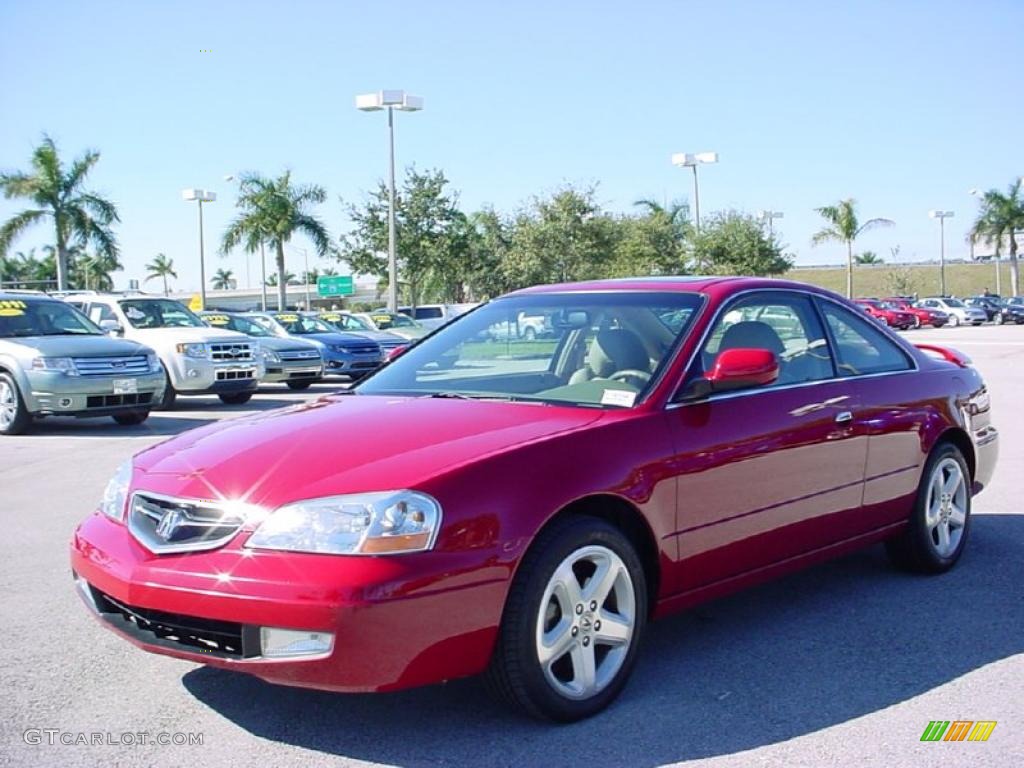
[246, 312, 382, 380]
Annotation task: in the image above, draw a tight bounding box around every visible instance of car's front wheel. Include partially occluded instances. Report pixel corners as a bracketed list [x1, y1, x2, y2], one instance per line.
[487, 517, 647, 722]
[994, 312, 1004, 325]
[218, 392, 253, 405]
[886, 441, 971, 573]
[111, 410, 150, 426]
[948, 314, 961, 327]
[286, 380, 313, 391]
[0, 373, 31, 435]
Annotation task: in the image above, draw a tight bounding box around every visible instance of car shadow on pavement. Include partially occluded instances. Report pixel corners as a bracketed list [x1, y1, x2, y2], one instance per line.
[182, 513, 1023, 767]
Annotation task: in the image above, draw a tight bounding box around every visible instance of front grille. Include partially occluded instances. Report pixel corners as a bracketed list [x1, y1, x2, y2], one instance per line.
[343, 343, 380, 356]
[87, 585, 256, 659]
[128, 492, 247, 554]
[209, 343, 254, 362]
[351, 361, 378, 370]
[215, 369, 254, 381]
[288, 371, 320, 380]
[279, 349, 321, 362]
[86, 392, 153, 408]
[72, 355, 150, 376]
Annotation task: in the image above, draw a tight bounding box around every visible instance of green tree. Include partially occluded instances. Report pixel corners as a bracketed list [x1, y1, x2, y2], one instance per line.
[971, 179, 1024, 296]
[222, 172, 330, 309]
[0, 136, 119, 290]
[340, 168, 472, 305]
[265, 271, 297, 287]
[811, 199, 893, 298]
[145, 253, 177, 295]
[855, 250, 883, 265]
[75, 251, 121, 291]
[503, 186, 618, 288]
[692, 211, 793, 277]
[211, 268, 235, 290]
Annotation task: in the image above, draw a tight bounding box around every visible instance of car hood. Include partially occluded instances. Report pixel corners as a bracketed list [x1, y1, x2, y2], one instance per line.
[3, 334, 152, 357]
[255, 336, 319, 353]
[347, 330, 407, 344]
[296, 332, 379, 347]
[127, 326, 250, 344]
[133, 395, 604, 509]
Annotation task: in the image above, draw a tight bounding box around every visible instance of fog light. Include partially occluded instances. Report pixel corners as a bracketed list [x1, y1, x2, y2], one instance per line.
[59, 398, 73, 408]
[187, 369, 199, 378]
[260, 627, 334, 659]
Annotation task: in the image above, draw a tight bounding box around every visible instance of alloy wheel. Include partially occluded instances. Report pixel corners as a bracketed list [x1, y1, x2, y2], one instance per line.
[925, 457, 968, 558]
[0, 380, 16, 430]
[535, 545, 636, 701]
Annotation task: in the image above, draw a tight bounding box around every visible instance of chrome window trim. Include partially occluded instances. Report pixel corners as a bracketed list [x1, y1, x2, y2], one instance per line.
[666, 287, 920, 409]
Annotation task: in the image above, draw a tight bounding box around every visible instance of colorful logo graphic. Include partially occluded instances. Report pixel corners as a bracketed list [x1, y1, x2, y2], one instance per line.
[920, 720, 997, 742]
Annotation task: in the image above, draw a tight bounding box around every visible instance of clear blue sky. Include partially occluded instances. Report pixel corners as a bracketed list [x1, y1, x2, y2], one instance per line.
[2, 0, 1021, 292]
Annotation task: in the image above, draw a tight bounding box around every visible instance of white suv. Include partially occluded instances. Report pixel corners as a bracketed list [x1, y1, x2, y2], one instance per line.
[67, 295, 264, 409]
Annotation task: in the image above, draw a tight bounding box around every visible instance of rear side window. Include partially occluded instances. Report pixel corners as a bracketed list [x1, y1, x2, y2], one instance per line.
[414, 307, 443, 320]
[820, 302, 912, 376]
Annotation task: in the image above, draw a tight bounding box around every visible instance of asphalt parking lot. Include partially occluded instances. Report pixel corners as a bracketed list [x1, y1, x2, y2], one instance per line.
[1, 327, 1022, 768]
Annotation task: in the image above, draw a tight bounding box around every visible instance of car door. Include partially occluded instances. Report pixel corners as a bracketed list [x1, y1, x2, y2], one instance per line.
[815, 299, 925, 526]
[664, 291, 869, 591]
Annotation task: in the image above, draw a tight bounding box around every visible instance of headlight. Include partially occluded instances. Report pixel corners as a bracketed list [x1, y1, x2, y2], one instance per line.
[100, 459, 133, 522]
[175, 342, 208, 358]
[246, 491, 442, 555]
[31, 357, 78, 375]
[263, 348, 281, 363]
[146, 352, 161, 372]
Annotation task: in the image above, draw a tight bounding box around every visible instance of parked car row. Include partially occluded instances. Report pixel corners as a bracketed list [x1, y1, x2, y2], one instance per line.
[854, 294, 1024, 329]
[0, 291, 413, 435]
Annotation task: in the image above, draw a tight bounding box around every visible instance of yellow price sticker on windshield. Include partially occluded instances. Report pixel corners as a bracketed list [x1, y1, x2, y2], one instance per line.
[205, 314, 230, 325]
[321, 313, 341, 322]
[0, 300, 27, 310]
[277, 314, 300, 323]
[0, 308, 25, 317]
[371, 315, 391, 324]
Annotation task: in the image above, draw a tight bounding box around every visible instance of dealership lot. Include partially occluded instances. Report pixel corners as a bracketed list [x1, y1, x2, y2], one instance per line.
[1, 327, 1022, 767]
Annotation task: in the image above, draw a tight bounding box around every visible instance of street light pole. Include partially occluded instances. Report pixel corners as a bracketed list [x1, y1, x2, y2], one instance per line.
[259, 241, 268, 311]
[929, 210, 954, 296]
[357, 90, 424, 313]
[182, 188, 216, 310]
[671, 152, 718, 273]
[758, 210, 784, 238]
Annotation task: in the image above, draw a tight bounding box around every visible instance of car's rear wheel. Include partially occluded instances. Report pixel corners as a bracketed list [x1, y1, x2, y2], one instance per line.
[0, 373, 31, 435]
[218, 392, 253, 405]
[913, 316, 921, 329]
[948, 314, 960, 327]
[286, 380, 313, 391]
[111, 410, 149, 426]
[487, 517, 647, 722]
[994, 312, 1004, 325]
[886, 442, 971, 573]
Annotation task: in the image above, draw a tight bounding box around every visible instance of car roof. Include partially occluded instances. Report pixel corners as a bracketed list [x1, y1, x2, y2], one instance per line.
[506, 276, 845, 301]
[0, 291, 60, 303]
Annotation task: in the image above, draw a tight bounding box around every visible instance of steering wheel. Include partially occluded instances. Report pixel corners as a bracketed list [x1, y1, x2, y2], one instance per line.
[608, 369, 652, 387]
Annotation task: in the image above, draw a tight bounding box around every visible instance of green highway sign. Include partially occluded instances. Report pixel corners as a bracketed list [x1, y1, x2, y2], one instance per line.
[317, 275, 354, 297]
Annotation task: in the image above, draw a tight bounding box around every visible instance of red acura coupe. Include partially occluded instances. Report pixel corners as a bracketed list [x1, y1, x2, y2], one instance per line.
[71, 277, 998, 721]
[884, 297, 949, 328]
[854, 298, 917, 330]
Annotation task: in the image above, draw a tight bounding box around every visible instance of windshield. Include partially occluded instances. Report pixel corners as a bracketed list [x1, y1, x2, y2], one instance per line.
[370, 311, 419, 330]
[0, 299, 101, 337]
[321, 313, 371, 331]
[120, 299, 205, 329]
[944, 298, 965, 308]
[272, 313, 333, 334]
[202, 313, 273, 337]
[357, 292, 703, 407]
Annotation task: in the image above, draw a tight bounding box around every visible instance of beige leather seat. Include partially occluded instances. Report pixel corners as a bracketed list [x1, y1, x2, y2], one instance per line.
[569, 328, 650, 384]
[714, 320, 828, 384]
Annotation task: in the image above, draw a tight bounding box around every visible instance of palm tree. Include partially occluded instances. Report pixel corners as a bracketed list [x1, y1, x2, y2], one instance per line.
[76, 251, 121, 291]
[221, 171, 330, 309]
[854, 251, 883, 265]
[145, 253, 177, 295]
[812, 199, 894, 297]
[971, 179, 1024, 297]
[211, 268, 235, 290]
[0, 136, 119, 290]
[265, 271, 297, 287]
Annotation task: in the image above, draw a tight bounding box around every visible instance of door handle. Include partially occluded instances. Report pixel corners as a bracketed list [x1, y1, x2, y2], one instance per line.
[834, 411, 854, 424]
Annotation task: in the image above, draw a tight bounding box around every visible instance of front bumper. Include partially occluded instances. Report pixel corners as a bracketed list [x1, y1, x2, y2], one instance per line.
[321, 350, 382, 377]
[26, 371, 166, 417]
[70, 512, 505, 692]
[263, 360, 323, 384]
[165, 356, 264, 394]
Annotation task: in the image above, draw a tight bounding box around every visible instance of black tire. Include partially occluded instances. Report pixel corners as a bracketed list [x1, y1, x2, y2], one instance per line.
[994, 313, 1004, 325]
[885, 442, 972, 574]
[286, 380, 313, 391]
[218, 391, 253, 405]
[111, 410, 150, 426]
[486, 516, 647, 722]
[154, 368, 177, 411]
[0, 372, 31, 436]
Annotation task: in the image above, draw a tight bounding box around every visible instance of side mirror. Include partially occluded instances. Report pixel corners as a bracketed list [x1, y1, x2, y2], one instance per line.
[682, 348, 779, 400]
[100, 319, 124, 337]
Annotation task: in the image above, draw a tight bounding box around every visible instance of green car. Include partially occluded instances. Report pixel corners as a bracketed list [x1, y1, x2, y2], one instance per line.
[0, 293, 166, 435]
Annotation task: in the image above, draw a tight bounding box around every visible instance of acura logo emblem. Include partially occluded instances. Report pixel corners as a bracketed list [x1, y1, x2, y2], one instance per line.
[154, 509, 185, 540]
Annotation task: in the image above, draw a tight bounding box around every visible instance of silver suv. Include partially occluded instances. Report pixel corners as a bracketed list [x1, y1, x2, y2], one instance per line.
[0, 293, 165, 435]
[66, 294, 264, 409]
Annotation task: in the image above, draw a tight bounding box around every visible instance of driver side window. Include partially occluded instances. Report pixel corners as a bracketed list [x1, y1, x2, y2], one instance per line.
[697, 293, 834, 388]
